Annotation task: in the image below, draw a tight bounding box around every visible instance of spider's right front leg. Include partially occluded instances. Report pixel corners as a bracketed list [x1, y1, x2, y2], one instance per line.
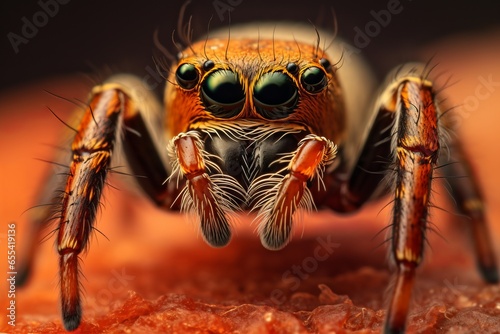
[47, 75, 172, 330]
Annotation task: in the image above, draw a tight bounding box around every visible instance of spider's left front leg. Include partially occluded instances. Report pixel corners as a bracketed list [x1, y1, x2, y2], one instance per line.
[328, 67, 441, 333]
[329, 65, 443, 333]
[381, 72, 441, 334]
[328, 65, 497, 333]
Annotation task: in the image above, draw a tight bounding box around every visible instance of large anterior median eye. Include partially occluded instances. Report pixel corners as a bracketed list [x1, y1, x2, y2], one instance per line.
[300, 66, 328, 94]
[201, 69, 245, 118]
[253, 72, 298, 119]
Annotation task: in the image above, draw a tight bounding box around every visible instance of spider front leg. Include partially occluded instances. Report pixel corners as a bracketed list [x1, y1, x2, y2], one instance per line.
[24, 75, 172, 330]
[335, 67, 441, 333]
[383, 74, 441, 333]
[57, 82, 128, 329]
[325, 64, 491, 333]
[382, 69, 499, 333]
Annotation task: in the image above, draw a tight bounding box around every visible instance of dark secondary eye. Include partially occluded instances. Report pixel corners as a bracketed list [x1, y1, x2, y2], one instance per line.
[301, 66, 328, 94]
[175, 63, 199, 90]
[286, 62, 299, 75]
[319, 58, 331, 70]
[201, 69, 245, 118]
[253, 72, 298, 120]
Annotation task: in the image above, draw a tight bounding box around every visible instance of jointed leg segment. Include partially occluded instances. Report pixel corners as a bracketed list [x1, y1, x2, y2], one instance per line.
[22, 75, 172, 330]
[57, 86, 126, 329]
[324, 65, 497, 332]
[385, 78, 440, 333]
[323, 65, 470, 332]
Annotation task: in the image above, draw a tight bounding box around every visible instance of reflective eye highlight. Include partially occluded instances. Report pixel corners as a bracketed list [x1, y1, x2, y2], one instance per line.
[201, 69, 245, 118]
[253, 72, 298, 119]
[301, 66, 328, 94]
[175, 63, 199, 90]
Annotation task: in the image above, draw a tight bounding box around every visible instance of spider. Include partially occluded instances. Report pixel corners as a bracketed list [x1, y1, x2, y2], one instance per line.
[16, 9, 498, 334]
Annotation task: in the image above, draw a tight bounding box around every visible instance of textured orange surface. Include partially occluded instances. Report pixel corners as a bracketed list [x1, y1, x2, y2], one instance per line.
[1, 31, 500, 333]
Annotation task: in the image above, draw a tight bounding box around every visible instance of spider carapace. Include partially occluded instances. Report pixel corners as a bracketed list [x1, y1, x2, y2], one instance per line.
[19, 22, 498, 333]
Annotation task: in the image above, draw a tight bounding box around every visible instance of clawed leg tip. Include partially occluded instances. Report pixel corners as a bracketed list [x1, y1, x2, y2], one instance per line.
[14, 266, 31, 287]
[63, 309, 82, 331]
[479, 265, 499, 284]
[383, 325, 405, 334]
